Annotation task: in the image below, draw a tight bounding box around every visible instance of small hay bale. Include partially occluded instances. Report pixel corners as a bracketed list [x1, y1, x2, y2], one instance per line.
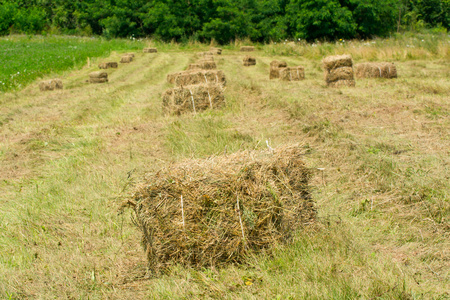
[240, 46, 255, 52]
[169, 70, 226, 86]
[162, 83, 224, 115]
[269, 60, 287, 79]
[132, 145, 315, 272]
[210, 47, 222, 55]
[167, 71, 185, 84]
[125, 53, 135, 57]
[120, 55, 133, 63]
[98, 62, 118, 69]
[187, 61, 217, 70]
[324, 67, 354, 83]
[279, 66, 305, 81]
[243, 56, 256, 66]
[327, 79, 356, 88]
[143, 48, 158, 53]
[322, 54, 353, 71]
[39, 79, 63, 91]
[89, 71, 108, 83]
[354, 62, 397, 79]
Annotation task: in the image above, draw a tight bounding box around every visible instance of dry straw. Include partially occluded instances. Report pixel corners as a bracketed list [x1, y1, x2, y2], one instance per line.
[89, 71, 108, 83]
[323, 55, 355, 87]
[188, 61, 217, 70]
[279, 66, 305, 81]
[355, 62, 397, 79]
[143, 48, 158, 53]
[132, 145, 315, 272]
[120, 55, 133, 63]
[240, 46, 255, 52]
[39, 79, 63, 91]
[98, 62, 118, 69]
[167, 70, 226, 86]
[210, 47, 222, 55]
[269, 60, 287, 79]
[162, 83, 225, 115]
[243, 56, 256, 66]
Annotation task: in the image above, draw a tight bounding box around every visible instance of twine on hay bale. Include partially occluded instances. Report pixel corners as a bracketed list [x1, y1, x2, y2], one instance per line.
[167, 70, 226, 86]
[39, 79, 63, 91]
[354, 62, 397, 79]
[240, 46, 255, 52]
[120, 55, 133, 63]
[243, 56, 256, 66]
[322, 55, 355, 88]
[279, 66, 305, 81]
[132, 145, 315, 272]
[89, 71, 108, 83]
[143, 48, 158, 53]
[98, 62, 118, 69]
[187, 61, 217, 70]
[269, 60, 287, 79]
[162, 83, 224, 115]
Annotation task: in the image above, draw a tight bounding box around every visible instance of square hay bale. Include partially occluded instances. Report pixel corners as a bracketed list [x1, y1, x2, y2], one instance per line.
[327, 79, 356, 88]
[143, 48, 158, 53]
[39, 79, 63, 91]
[210, 47, 222, 55]
[98, 62, 118, 69]
[355, 62, 397, 79]
[243, 56, 256, 66]
[187, 61, 217, 70]
[269, 60, 287, 79]
[162, 83, 224, 115]
[324, 67, 354, 83]
[279, 66, 305, 81]
[125, 53, 135, 57]
[132, 145, 315, 272]
[168, 70, 226, 86]
[322, 54, 353, 71]
[89, 71, 108, 83]
[240, 46, 255, 52]
[120, 55, 133, 63]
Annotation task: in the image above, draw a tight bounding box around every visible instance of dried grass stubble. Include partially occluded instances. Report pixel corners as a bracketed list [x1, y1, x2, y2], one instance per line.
[132, 146, 316, 272]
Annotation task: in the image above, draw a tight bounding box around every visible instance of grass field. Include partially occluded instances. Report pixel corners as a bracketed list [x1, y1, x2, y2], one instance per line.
[0, 34, 449, 299]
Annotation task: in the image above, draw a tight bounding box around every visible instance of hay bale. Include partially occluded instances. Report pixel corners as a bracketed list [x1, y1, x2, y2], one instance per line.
[39, 79, 63, 91]
[168, 70, 226, 86]
[187, 61, 217, 70]
[240, 46, 255, 52]
[210, 47, 222, 55]
[143, 48, 158, 53]
[279, 66, 305, 81]
[354, 62, 397, 79]
[324, 67, 354, 83]
[98, 62, 118, 69]
[269, 60, 287, 79]
[120, 55, 133, 63]
[89, 71, 108, 83]
[125, 53, 135, 57]
[162, 83, 224, 115]
[327, 79, 356, 88]
[322, 54, 353, 71]
[132, 145, 315, 272]
[243, 56, 256, 66]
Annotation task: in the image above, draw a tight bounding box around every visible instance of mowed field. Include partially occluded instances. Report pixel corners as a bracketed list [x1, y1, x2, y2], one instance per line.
[0, 35, 449, 299]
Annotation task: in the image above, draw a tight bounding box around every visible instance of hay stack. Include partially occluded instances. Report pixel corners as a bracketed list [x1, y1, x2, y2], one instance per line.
[162, 83, 224, 115]
[279, 66, 305, 81]
[243, 56, 256, 66]
[132, 145, 315, 272]
[143, 48, 158, 53]
[240, 46, 255, 52]
[187, 61, 217, 70]
[210, 47, 222, 55]
[98, 62, 118, 69]
[355, 62, 397, 79]
[120, 55, 133, 63]
[167, 70, 226, 86]
[323, 55, 355, 87]
[269, 60, 287, 79]
[39, 79, 63, 91]
[89, 71, 108, 83]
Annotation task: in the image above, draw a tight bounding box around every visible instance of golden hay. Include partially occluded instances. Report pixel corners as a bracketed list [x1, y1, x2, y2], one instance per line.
[355, 62, 397, 79]
[89, 77, 108, 84]
[240, 46, 255, 52]
[167, 72, 185, 84]
[168, 70, 226, 86]
[125, 53, 135, 57]
[143, 48, 158, 53]
[269, 60, 287, 79]
[243, 56, 256, 66]
[279, 66, 305, 81]
[120, 55, 133, 63]
[39, 79, 63, 91]
[322, 54, 353, 71]
[98, 62, 118, 69]
[210, 47, 222, 55]
[89, 71, 108, 83]
[132, 145, 315, 272]
[187, 61, 217, 70]
[324, 67, 354, 83]
[162, 83, 224, 115]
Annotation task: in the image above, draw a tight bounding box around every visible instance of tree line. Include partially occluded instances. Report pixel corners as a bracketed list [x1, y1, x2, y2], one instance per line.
[0, 0, 448, 43]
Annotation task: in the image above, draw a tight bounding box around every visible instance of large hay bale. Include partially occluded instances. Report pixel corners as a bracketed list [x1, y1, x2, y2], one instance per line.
[240, 46, 255, 52]
[322, 54, 353, 71]
[132, 145, 315, 272]
[162, 83, 224, 115]
[120, 55, 133, 63]
[143, 48, 158, 53]
[269, 60, 287, 79]
[98, 62, 118, 69]
[187, 61, 217, 70]
[168, 70, 226, 86]
[210, 47, 222, 55]
[279, 66, 305, 81]
[89, 71, 108, 83]
[324, 67, 354, 83]
[39, 79, 63, 91]
[354, 62, 397, 79]
[243, 56, 256, 66]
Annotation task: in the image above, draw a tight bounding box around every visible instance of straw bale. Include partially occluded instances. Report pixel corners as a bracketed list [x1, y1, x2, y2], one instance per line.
[169, 70, 226, 86]
[187, 61, 217, 70]
[89, 77, 108, 84]
[240, 46, 255, 52]
[354, 62, 397, 79]
[89, 71, 108, 78]
[143, 48, 158, 53]
[269, 60, 287, 79]
[120, 55, 133, 63]
[167, 72, 184, 84]
[324, 67, 354, 83]
[243, 56, 256, 66]
[279, 66, 305, 81]
[162, 83, 224, 115]
[39, 79, 63, 91]
[322, 54, 353, 71]
[327, 79, 355, 88]
[98, 62, 118, 69]
[125, 53, 135, 57]
[210, 47, 222, 55]
[132, 145, 315, 272]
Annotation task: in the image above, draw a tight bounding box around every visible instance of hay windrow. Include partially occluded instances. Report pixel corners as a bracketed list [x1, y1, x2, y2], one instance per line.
[143, 48, 158, 53]
[132, 145, 315, 272]
[322, 54, 353, 70]
[355, 62, 397, 79]
[98, 62, 118, 69]
[39, 79, 63, 91]
[167, 70, 226, 86]
[243, 56, 256, 66]
[240, 46, 255, 52]
[280, 66, 305, 81]
[162, 83, 225, 115]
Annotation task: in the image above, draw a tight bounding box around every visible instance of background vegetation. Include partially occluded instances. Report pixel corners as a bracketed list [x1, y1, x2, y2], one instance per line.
[0, 0, 449, 43]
